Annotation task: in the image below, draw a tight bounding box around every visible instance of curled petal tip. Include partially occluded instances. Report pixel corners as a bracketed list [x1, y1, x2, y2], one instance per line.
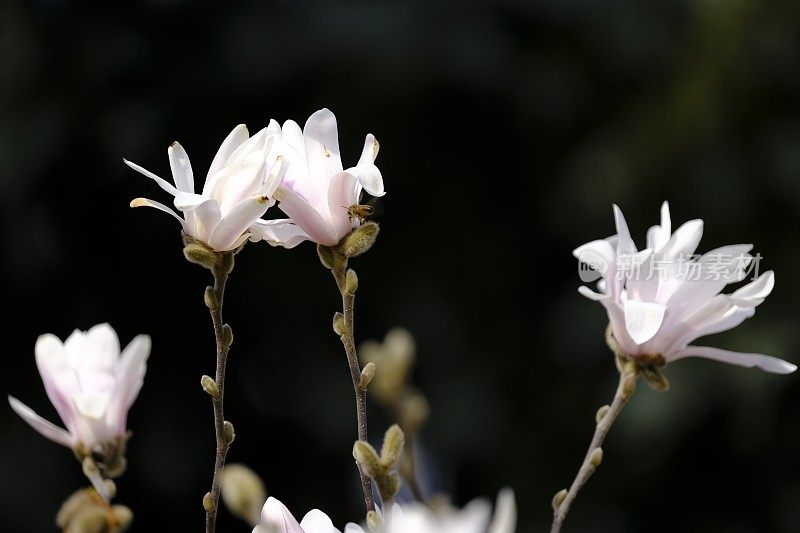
[130, 198, 147, 208]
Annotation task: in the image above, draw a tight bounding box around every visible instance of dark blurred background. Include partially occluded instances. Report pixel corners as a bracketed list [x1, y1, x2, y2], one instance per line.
[2, 0, 800, 531]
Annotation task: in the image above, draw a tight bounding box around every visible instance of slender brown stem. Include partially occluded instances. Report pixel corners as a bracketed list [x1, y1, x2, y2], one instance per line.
[332, 263, 376, 512]
[205, 258, 232, 533]
[550, 363, 638, 533]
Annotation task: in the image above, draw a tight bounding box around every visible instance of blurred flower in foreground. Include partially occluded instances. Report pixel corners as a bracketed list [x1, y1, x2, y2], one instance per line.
[8, 323, 150, 454]
[249, 108, 384, 248]
[126, 124, 283, 251]
[253, 497, 352, 533]
[574, 202, 795, 375]
[348, 488, 516, 533]
[222, 463, 267, 527]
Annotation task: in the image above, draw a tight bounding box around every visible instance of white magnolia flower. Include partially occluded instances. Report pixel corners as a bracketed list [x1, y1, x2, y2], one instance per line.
[125, 124, 283, 252]
[574, 202, 795, 374]
[347, 489, 516, 533]
[249, 108, 384, 248]
[8, 323, 151, 450]
[253, 497, 345, 533]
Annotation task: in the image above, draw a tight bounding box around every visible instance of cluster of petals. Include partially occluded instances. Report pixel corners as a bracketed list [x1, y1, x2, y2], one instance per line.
[254, 490, 515, 533]
[8, 323, 150, 450]
[126, 108, 384, 251]
[574, 202, 795, 374]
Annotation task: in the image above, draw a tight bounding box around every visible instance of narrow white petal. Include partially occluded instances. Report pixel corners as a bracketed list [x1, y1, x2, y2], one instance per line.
[489, 488, 517, 533]
[623, 299, 667, 345]
[300, 509, 340, 533]
[107, 335, 150, 434]
[174, 191, 210, 211]
[730, 271, 774, 307]
[345, 134, 384, 197]
[276, 187, 339, 246]
[259, 497, 304, 533]
[206, 124, 249, 190]
[249, 218, 310, 249]
[671, 346, 796, 374]
[168, 142, 195, 192]
[8, 396, 74, 448]
[660, 219, 703, 258]
[123, 158, 179, 196]
[612, 204, 637, 254]
[130, 198, 188, 229]
[191, 199, 222, 244]
[577, 286, 606, 301]
[303, 108, 344, 178]
[208, 195, 271, 251]
[342, 524, 366, 533]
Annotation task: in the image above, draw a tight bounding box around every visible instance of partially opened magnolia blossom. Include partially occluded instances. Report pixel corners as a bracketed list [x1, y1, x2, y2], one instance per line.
[253, 490, 516, 533]
[574, 202, 795, 374]
[249, 108, 384, 248]
[125, 124, 283, 251]
[8, 323, 151, 451]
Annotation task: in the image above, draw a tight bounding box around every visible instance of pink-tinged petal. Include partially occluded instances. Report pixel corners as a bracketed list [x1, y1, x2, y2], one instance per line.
[107, 335, 150, 434]
[276, 188, 339, 246]
[123, 159, 179, 196]
[670, 346, 796, 374]
[327, 171, 360, 241]
[489, 488, 517, 533]
[646, 201, 672, 252]
[660, 219, 704, 259]
[300, 509, 340, 533]
[303, 108, 344, 179]
[168, 142, 194, 193]
[601, 299, 639, 355]
[229, 127, 270, 161]
[577, 286, 606, 301]
[662, 295, 756, 354]
[207, 195, 272, 251]
[344, 134, 384, 197]
[205, 124, 249, 192]
[249, 218, 310, 249]
[130, 198, 188, 230]
[281, 120, 305, 156]
[612, 204, 637, 254]
[8, 396, 74, 448]
[623, 299, 667, 345]
[574, 239, 617, 297]
[259, 497, 304, 533]
[35, 333, 79, 432]
[730, 271, 774, 307]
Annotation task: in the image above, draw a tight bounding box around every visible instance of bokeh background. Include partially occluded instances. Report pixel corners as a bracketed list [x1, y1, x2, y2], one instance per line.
[2, 0, 800, 531]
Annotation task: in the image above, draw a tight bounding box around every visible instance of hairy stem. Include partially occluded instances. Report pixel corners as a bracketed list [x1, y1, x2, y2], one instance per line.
[332, 263, 376, 512]
[550, 363, 638, 533]
[205, 258, 232, 533]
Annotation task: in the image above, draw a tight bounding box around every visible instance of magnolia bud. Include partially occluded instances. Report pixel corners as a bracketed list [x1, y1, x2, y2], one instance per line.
[317, 244, 335, 269]
[111, 505, 133, 530]
[378, 471, 401, 501]
[184, 243, 218, 269]
[221, 464, 267, 527]
[220, 251, 235, 276]
[589, 447, 603, 468]
[642, 366, 670, 392]
[595, 405, 610, 424]
[203, 492, 215, 513]
[222, 324, 234, 347]
[551, 489, 568, 511]
[204, 287, 219, 310]
[345, 269, 359, 294]
[201, 375, 220, 399]
[224, 421, 236, 445]
[358, 363, 376, 391]
[380, 424, 405, 469]
[333, 312, 346, 336]
[352, 440, 381, 479]
[341, 222, 379, 258]
[366, 510, 383, 529]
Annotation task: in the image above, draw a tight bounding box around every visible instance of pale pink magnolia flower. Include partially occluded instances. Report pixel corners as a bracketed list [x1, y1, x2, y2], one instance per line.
[125, 124, 283, 251]
[249, 108, 384, 248]
[8, 324, 150, 450]
[574, 202, 795, 374]
[346, 489, 516, 533]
